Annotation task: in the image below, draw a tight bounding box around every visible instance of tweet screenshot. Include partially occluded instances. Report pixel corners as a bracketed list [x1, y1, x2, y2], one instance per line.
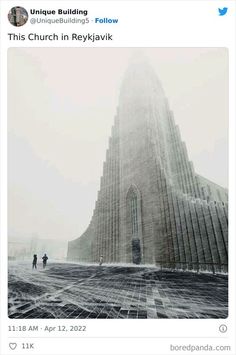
[0, 0, 236, 354]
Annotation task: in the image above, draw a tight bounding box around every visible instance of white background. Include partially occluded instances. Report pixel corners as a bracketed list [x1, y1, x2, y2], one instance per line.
[0, 1, 236, 354]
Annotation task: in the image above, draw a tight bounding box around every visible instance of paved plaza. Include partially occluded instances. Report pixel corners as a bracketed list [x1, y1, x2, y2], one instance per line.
[8, 262, 228, 319]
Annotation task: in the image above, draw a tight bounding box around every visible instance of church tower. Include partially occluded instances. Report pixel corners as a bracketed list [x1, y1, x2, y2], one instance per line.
[68, 57, 228, 272]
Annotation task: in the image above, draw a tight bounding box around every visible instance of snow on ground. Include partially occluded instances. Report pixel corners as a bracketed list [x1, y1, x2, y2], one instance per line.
[8, 261, 228, 319]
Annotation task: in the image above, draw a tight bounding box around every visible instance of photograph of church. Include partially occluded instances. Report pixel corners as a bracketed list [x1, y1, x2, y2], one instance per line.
[8, 48, 228, 319]
[67, 53, 228, 274]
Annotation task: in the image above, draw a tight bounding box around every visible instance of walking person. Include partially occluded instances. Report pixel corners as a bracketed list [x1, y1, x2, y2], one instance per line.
[42, 253, 48, 269]
[32, 254, 37, 269]
[99, 255, 103, 266]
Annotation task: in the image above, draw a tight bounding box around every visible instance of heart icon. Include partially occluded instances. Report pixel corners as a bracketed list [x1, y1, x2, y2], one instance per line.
[9, 343, 17, 350]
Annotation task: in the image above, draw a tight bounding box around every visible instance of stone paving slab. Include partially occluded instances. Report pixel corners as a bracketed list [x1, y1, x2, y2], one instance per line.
[8, 262, 228, 319]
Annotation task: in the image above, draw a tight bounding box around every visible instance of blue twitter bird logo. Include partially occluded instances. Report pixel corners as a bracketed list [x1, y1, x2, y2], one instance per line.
[218, 7, 228, 16]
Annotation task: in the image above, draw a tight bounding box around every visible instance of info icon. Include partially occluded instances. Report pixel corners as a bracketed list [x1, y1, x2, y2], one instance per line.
[219, 324, 227, 333]
[8, 6, 28, 27]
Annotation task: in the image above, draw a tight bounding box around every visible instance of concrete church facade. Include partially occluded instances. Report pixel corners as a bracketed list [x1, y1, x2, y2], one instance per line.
[67, 59, 228, 272]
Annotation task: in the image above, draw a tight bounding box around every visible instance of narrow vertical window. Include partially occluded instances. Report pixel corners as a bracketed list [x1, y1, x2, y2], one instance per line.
[130, 190, 138, 236]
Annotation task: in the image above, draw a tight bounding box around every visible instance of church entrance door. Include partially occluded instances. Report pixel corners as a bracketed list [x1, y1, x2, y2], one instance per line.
[132, 238, 141, 264]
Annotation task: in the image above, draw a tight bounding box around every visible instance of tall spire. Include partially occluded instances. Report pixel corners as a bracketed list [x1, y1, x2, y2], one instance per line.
[119, 52, 165, 105]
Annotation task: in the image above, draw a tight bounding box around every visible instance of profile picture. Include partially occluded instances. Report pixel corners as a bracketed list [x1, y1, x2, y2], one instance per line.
[8, 6, 28, 27]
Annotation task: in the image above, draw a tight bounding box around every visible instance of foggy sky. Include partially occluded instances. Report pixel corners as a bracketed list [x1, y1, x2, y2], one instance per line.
[8, 48, 228, 242]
